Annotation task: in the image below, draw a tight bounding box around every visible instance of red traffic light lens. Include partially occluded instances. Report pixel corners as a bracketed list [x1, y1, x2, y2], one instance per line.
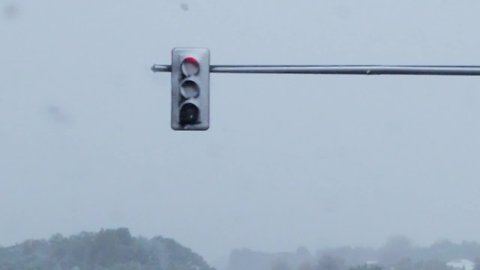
[181, 57, 200, 76]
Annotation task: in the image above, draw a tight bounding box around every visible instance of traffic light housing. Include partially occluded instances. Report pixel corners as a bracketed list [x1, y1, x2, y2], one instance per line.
[171, 48, 210, 130]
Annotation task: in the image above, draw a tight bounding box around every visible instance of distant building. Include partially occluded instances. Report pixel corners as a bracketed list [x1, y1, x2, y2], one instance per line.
[365, 261, 379, 266]
[447, 259, 475, 270]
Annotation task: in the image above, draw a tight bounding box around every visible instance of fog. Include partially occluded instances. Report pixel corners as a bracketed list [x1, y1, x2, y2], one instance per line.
[1, 0, 480, 266]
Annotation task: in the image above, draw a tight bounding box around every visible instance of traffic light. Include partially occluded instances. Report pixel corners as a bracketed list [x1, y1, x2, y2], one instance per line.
[171, 48, 210, 130]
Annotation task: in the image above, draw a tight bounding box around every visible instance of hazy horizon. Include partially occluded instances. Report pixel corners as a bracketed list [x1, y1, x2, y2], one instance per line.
[2, 228, 477, 267]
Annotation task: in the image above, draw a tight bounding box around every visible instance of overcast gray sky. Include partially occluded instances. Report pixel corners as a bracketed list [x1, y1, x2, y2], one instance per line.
[1, 0, 480, 265]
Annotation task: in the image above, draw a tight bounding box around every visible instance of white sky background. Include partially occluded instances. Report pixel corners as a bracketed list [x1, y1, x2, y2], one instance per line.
[1, 0, 480, 265]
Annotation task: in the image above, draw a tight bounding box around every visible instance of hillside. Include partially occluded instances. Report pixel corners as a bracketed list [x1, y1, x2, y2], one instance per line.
[0, 228, 214, 270]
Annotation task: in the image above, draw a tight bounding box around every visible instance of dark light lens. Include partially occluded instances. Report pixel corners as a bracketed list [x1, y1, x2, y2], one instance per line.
[180, 80, 200, 99]
[179, 103, 199, 125]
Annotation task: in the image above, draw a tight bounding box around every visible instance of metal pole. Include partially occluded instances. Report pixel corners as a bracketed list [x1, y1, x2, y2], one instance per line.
[152, 64, 480, 76]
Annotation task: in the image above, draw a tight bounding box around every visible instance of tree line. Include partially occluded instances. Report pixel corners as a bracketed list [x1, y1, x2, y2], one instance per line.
[0, 228, 214, 270]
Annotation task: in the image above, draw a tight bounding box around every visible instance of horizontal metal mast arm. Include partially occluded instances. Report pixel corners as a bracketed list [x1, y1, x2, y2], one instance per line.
[151, 65, 172, 72]
[151, 64, 480, 76]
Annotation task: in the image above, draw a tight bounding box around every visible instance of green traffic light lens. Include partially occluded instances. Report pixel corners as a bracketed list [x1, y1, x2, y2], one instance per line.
[179, 103, 199, 125]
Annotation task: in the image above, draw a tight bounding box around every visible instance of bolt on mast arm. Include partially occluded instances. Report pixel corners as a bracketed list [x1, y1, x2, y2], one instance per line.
[152, 64, 480, 76]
